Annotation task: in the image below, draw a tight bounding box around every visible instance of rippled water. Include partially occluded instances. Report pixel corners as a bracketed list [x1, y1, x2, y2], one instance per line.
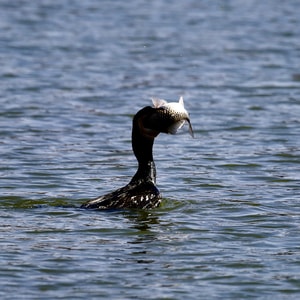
[1, 0, 300, 299]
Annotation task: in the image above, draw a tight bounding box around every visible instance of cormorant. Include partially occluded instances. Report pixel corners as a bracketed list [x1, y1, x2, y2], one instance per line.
[81, 96, 193, 210]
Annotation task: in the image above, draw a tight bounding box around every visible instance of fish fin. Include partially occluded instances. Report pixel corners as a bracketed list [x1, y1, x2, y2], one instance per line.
[178, 96, 184, 106]
[167, 120, 185, 134]
[151, 98, 168, 108]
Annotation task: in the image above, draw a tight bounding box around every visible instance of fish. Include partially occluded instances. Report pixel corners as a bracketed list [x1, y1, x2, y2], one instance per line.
[150, 96, 194, 137]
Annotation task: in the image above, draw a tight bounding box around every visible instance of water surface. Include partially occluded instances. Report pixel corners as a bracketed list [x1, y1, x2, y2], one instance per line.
[1, 0, 300, 299]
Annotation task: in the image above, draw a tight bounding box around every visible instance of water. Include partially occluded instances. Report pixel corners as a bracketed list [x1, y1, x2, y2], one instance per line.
[1, 0, 300, 298]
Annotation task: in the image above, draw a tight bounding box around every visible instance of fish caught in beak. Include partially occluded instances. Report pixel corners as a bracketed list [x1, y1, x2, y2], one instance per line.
[148, 96, 194, 137]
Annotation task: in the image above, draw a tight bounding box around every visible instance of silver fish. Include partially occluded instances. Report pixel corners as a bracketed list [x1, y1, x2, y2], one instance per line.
[151, 96, 194, 137]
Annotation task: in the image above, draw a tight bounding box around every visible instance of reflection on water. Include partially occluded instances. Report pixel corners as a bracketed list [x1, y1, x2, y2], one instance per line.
[125, 210, 161, 233]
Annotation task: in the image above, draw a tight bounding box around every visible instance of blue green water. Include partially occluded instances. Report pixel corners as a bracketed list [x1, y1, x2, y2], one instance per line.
[1, 0, 300, 299]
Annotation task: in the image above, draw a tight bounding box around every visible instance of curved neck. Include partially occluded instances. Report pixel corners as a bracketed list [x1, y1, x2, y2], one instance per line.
[130, 116, 157, 184]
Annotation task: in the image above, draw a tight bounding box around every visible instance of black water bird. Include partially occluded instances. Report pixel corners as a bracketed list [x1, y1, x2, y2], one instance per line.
[81, 97, 193, 210]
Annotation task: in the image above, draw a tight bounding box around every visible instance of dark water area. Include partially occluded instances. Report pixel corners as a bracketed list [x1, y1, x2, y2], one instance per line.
[1, 0, 300, 299]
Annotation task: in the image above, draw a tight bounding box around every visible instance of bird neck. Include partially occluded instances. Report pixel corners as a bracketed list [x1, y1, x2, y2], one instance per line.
[130, 116, 157, 184]
[130, 160, 157, 184]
